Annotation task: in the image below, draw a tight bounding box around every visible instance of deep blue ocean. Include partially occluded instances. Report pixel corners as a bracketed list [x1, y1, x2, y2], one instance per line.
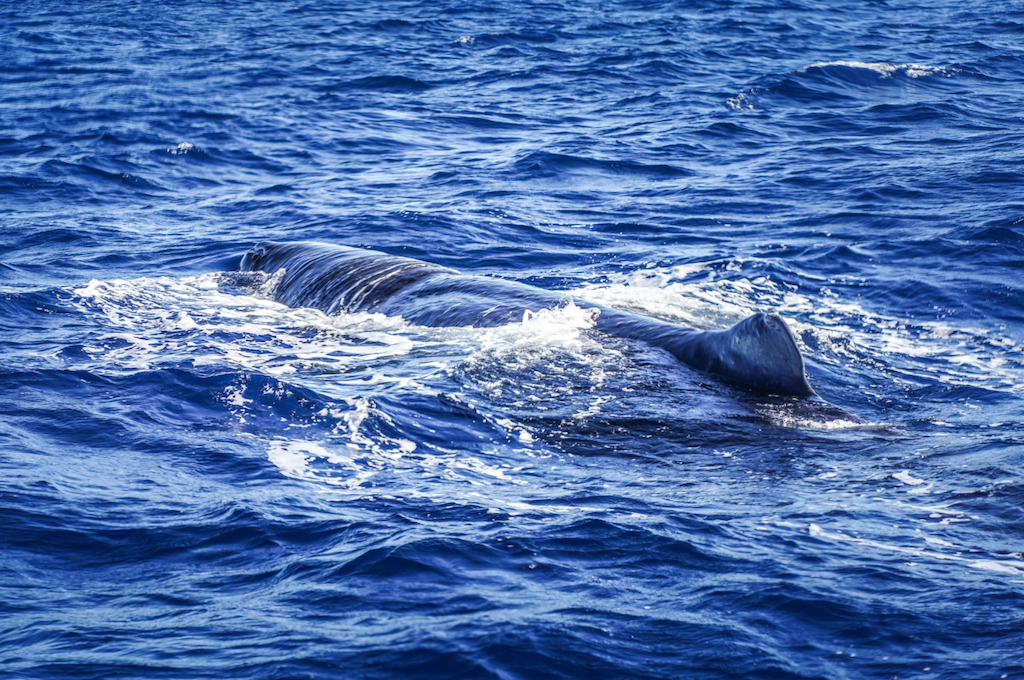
[3, 1, 1024, 678]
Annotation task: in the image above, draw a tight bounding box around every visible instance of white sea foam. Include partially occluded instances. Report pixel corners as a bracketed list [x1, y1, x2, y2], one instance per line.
[470, 301, 604, 377]
[893, 470, 926, 486]
[264, 405, 552, 500]
[725, 91, 756, 111]
[67, 274, 599, 493]
[808, 522, 1024, 576]
[72, 273, 419, 382]
[168, 141, 196, 154]
[572, 263, 753, 328]
[571, 263, 1024, 395]
[459, 301, 623, 420]
[800, 60, 949, 79]
[756, 402, 867, 431]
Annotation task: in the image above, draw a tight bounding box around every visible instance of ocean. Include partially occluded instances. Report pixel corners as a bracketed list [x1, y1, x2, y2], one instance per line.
[2, 1, 1023, 678]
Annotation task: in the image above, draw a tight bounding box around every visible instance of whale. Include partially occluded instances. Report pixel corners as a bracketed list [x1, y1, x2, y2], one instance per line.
[239, 241, 815, 397]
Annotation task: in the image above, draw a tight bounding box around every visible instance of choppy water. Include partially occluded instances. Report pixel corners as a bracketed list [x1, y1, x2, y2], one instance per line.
[3, 1, 1024, 678]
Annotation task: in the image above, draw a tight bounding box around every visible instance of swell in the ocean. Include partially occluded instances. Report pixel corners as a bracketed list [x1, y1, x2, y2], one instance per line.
[3, 1, 1024, 679]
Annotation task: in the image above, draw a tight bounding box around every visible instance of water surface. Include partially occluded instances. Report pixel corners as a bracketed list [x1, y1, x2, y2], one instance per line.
[2, 1, 1023, 678]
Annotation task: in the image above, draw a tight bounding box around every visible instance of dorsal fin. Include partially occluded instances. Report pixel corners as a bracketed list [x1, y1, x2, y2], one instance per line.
[713, 312, 814, 396]
[592, 305, 815, 397]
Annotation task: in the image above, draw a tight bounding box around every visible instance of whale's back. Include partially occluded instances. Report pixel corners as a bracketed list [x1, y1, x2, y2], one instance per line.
[241, 242, 451, 315]
[241, 242, 815, 398]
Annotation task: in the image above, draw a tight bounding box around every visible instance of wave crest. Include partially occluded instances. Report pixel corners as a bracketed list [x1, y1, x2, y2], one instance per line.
[727, 60, 959, 111]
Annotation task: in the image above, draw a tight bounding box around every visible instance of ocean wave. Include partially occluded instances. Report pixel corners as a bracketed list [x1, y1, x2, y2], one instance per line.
[165, 141, 201, 156]
[345, 75, 433, 92]
[800, 60, 954, 79]
[6, 1, 1024, 674]
[64, 274, 625, 494]
[511, 150, 691, 180]
[727, 60, 960, 111]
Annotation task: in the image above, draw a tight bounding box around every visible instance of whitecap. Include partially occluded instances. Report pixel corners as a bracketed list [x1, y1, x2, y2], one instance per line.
[168, 141, 197, 154]
[800, 60, 952, 79]
[807, 523, 1024, 575]
[725, 91, 756, 111]
[69, 272, 422, 382]
[893, 470, 926, 486]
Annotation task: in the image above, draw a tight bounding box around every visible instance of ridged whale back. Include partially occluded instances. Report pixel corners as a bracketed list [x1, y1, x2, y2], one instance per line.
[241, 242, 453, 315]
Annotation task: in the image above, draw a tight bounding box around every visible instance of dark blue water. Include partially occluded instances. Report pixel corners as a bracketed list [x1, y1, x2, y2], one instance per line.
[3, 1, 1023, 678]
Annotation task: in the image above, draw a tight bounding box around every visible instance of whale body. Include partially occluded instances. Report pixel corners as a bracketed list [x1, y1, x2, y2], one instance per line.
[240, 241, 815, 397]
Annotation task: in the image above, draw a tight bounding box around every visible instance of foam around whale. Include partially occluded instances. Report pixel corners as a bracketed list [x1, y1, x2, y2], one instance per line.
[240, 241, 815, 397]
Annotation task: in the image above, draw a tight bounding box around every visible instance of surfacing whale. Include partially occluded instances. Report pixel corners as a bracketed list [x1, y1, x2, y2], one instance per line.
[240, 241, 815, 397]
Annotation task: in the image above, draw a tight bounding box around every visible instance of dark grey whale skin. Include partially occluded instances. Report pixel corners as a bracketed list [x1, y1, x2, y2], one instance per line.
[240, 241, 815, 397]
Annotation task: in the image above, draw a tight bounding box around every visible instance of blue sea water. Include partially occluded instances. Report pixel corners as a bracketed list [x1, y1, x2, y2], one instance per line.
[2, 0, 1024, 678]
